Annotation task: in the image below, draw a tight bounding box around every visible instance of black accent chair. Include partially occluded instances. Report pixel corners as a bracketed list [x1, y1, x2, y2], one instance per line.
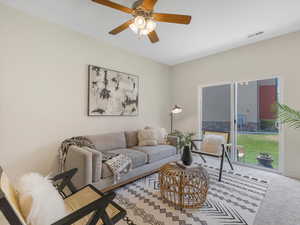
[0, 167, 126, 225]
[191, 131, 234, 182]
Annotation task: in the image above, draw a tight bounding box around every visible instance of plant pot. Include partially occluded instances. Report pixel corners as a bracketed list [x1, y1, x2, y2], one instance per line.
[181, 145, 193, 166]
[256, 154, 273, 168]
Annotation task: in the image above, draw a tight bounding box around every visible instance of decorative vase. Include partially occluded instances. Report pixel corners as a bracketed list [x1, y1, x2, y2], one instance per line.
[181, 145, 193, 166]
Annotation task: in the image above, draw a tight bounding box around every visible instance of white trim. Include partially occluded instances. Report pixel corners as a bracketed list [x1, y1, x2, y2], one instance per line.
[277, 76, 285, 174]
[231, 82, 238, 161]
[197, 86, 202, 138]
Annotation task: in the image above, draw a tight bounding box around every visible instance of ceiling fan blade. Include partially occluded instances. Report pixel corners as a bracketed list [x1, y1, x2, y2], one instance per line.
[148, 30, 159, 43]
[109, 20, 133, 35]
[91, 0, 133, 14]
[141, 0, 158, 11]
[153, 13, 192, 24]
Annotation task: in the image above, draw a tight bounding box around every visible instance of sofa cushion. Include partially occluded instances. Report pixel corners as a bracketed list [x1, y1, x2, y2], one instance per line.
[87, 132, 126, 152]
[101, 149, 147, 179]
[125, 130, 138, 148]
[132, 145, 177, 163]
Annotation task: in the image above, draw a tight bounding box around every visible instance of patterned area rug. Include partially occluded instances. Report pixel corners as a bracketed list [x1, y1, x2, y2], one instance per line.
[115, 163, 269, 225]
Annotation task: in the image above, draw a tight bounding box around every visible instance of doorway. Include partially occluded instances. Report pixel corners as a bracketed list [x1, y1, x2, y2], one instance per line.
[200, 78, 281, 170]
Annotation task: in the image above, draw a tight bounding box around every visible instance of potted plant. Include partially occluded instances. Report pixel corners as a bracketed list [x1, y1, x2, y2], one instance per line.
[171, 130, 195, 166]
[257, 152, 273, 168]
[278, 104, 300, 129]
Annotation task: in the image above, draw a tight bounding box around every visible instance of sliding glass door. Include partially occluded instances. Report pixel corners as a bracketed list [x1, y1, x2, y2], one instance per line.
[236, 78, 279, 169]
[201, 83, 234, 160]
[200, 78, 280, 170]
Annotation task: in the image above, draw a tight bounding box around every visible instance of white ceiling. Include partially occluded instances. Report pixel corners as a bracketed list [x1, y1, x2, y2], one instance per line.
[2, 0, 300, 65]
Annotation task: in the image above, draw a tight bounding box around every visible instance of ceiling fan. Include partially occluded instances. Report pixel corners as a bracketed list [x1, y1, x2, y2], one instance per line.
[91, 0, 192, 43]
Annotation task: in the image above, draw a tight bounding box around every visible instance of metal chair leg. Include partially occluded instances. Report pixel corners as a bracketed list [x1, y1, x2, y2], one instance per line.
[199, 153, 206, 163]
[219, 146, 225, 182]
[224, 150, 234, 170]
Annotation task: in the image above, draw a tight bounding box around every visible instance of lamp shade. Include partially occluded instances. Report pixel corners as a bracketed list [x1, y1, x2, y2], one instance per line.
[171, 105, 182, 114]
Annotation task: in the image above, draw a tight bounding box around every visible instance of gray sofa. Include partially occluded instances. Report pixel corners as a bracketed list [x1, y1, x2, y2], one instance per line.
[64, 131, 179, 191]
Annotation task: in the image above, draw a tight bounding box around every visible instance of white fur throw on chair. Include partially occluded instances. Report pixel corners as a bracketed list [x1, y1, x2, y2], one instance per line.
[202, 134, 226, 155]
[17, 173, 67, 225]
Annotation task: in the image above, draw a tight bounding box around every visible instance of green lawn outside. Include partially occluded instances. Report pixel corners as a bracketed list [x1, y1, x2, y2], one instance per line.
[237, 134, 279, 169]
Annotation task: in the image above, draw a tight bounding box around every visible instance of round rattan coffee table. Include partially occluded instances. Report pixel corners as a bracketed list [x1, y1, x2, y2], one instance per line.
[159, 162, 209, 209]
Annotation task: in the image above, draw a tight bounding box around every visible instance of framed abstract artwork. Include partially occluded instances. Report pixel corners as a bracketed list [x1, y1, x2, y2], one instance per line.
[88, 65, 139, 116]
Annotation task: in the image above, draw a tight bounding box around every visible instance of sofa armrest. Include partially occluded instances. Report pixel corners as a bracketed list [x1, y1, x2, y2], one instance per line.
[167, 135, 179, 153]
[82, 147, 102, 183]
[65, 146, 93, 189]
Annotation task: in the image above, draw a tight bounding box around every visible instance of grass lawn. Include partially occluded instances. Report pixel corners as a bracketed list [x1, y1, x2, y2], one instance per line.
[237, 134, 279, 169]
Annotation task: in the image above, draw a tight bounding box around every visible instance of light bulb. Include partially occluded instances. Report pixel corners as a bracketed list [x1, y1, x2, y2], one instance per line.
[134, 16, 146, 29]
[129, 23, 138, 34]
[140, 29, 150, 36]
[146, 19, 156, 32]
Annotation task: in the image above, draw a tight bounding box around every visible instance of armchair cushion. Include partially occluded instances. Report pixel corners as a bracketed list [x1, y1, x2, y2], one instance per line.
[17, 173, 67, 225]
[64, 186, 121, 225]
[202, 134, 226, 155]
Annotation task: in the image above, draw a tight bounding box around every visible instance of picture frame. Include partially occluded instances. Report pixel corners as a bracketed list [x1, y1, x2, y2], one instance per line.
[88, 65, 139, 116]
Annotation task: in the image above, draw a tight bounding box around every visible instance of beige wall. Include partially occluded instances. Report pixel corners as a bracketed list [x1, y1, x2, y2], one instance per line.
[1, 1, 300, 182]
[0, 3, 171, 177]
[171, 31, 300, 179]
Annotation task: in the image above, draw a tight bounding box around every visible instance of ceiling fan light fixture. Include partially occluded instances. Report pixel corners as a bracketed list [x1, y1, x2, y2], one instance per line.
[129, 23, 138, 33]
[140, 28, 150, 35]
[95, 0, 192, 43]
[146, 19, 156, 33]
[134, 16, 146, 29]
[130, 16, 156, 36]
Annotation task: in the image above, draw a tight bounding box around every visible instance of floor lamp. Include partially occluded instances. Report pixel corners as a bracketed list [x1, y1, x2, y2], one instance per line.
[170, 105, 182, 134]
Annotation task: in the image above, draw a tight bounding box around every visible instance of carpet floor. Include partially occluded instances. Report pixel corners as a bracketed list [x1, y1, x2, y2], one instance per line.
[115, 161, 269, 225]
[1, 157, 300, 225]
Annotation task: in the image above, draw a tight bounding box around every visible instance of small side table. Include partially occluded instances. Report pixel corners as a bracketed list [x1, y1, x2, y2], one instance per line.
[159, 163, 209, 209]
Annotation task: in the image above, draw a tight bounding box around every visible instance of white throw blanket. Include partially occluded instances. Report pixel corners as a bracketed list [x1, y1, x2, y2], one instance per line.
[202, 134, 226, 155]
[105, 154, 132, 184]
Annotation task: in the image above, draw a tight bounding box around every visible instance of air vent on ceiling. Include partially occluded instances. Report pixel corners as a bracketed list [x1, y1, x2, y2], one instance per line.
[248, 31, 264, 38]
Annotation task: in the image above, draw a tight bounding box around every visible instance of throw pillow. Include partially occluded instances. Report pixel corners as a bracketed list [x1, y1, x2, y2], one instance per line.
[138, 129, 158, 146]
[157, 128, 168, 144]
[17, 173, 67, 225]
[144, 126, 168, 145]
[125, 130, 138, 147]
